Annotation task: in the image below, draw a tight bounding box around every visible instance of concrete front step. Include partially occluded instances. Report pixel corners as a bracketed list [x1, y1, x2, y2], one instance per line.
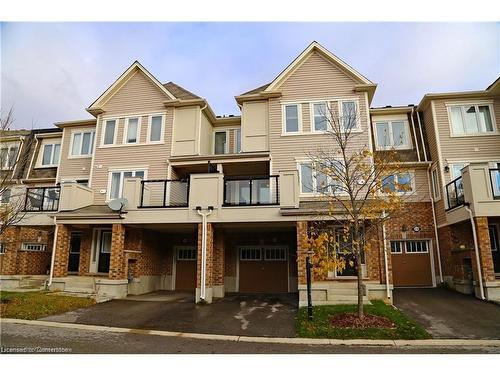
[63, 287, 96, 294]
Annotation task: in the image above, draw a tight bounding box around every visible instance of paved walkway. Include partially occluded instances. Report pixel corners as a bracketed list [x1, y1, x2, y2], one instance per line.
[41, 292, 298, 337]
[393, 288, 500, 339]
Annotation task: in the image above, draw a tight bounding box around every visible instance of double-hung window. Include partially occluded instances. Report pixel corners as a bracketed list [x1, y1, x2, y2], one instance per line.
[340, 100, 359, 131]
[41, 143, 61, 167]
[148, 115, 163, 143]
[375, 120, 411, 149]
[0, 143, 19, 170]
[71, 130, 95, 157]
[299, 161, 343, 195]
[108, 170, 146, 200]
[449, 104, 495, 135]
[382, 172, 413, 194]
[103, 119, 117, 145]
[124, 117, 140, 144]
[284, 104, 301, 133]
[214, 131, 227, 154]
[312, 102, 329, 132]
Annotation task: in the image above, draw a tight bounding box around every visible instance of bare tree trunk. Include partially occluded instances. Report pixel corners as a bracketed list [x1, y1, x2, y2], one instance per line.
[356, 246, 364, 318]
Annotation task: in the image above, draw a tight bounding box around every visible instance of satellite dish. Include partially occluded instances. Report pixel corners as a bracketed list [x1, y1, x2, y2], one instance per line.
[108, 198, 128, 212]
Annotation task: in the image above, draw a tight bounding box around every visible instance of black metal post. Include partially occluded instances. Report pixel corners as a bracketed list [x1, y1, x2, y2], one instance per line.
[306, 255, 313, 321]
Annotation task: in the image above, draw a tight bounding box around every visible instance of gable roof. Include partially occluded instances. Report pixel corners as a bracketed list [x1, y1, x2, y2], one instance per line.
[163, 81, 201, 100]
[264, 41, 373, 92]
[240, 83, 271, 96]
[86, 61, 177, 116]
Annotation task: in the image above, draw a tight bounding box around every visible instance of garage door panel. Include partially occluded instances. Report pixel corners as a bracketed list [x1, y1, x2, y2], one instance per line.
[175, 246, 197, 291]
[391, 240, 433, 287]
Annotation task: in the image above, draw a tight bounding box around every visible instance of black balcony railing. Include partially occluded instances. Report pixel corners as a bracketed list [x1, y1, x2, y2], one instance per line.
[223, 175, 279, 206]
[139, 179, 189, 208]
[24, 186, 60, 212]
[490, 168, 500, 199]
[445, 176, 465, 210]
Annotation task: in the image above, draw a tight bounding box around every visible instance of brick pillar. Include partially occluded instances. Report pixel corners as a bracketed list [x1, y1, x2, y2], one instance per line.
[53, 224, 70, 277]
[196, 222, 215, 303]
[109, 224, 126, 280]
[296, 221, 308, 285]
[365, 225, 382, 282]
[0, 226, 21, 275]
[212, 228, 225, 297]
[474, 217, 495, 282]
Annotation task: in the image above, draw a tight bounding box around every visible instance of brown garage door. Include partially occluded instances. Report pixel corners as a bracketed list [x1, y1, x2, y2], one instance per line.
[239, 246, 288, 293]
[175, 246, 197, 291]
[391, 240, 433, 287]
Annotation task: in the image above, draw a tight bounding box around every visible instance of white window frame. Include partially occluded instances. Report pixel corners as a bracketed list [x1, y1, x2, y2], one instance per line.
[69, 129, 95, 158]
[310, 101, 331, 133]
[339, 99, 362, 132]
[101, 118, 118, 147]
[390, 240, 429, 254]
[446, 102, 497, 137]
[263, 246, 288, 261]
[239, 246, 262, 261]
[489, 224, 499, 252]
[38, 142, 61, 168]
[177, 246, 197, 260]
[390, 241, 403, 254]
[0, 142, 20, 170]
[106, 168, 148, 201]
[213, 130, 229, 155]
[234, 128, 242, 153]
[0, 243, 5, 254]
[373, 118, 412, 150]
[431, 166, 441, 201]
[147, 114, 165, 144]
[282, 103, 303, 134]
[21, 243, 47, 252]
[381, 171, 415, 195]
[123, 117, 142, 145]
[297, 159, 345, 197]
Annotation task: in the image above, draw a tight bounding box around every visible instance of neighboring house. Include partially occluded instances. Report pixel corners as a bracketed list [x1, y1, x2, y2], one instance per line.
[0, 128, 62, 289]
[0, 41, 498, 304]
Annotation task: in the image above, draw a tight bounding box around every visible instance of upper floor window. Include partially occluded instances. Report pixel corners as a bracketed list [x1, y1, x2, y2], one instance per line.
[0, 143, 19, 170]
[284, 104, 301, 133]
[1, 188, 11, 204]
[299, 161, 343, 195]
[41, 143, 61, 167]
[148, 115, 163, 143]
[382, 172, 413, 194]
[431, 167, 441, 200]
[214, 131, 227, 154]
[71, 130, 95, 157]
[449, 104, 495, 135]
[312, 102, 328, 132]
[340, 100, 359, 131]
[375, 120, 411, 149]
[108, 169, 146, 200]
[235, 128, 241, 153]
[103, 119, 117, 145]
[124, 117, 140, 144]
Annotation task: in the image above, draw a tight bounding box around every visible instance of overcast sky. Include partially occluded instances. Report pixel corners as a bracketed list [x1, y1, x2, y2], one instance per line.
[1, 22, 499, 129]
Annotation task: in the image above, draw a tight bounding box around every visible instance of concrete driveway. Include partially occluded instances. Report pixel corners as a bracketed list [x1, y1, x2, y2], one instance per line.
[393, 288, 500, 339]
[41, 292, 298, 337]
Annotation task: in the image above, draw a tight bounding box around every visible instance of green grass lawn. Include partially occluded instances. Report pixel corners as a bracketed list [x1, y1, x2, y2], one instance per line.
[0, 291, 95, 320]
[297, 300, 431, 340]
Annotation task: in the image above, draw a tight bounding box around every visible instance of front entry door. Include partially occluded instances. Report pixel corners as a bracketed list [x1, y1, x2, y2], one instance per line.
[67, 232, 82, 273]
[97, 230, 112, 273]
[490, 224, 500, 274]
[333, 230, 361, 277]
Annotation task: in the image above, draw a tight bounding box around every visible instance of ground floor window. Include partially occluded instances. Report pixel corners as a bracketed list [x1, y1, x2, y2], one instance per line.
[490, 225, 499, 252]
[0, 243, 5, 254]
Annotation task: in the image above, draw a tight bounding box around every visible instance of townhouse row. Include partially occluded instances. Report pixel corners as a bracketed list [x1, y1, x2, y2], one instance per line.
[1, 41, 499, 304]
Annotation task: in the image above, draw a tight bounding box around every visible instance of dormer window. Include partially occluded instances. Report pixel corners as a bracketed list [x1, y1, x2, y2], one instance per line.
[71, 130, 95, 157]
[375, 119, 411, 150]
[214, 131, 228, 154]
[448, 103, 495, 135]
[41, 143, 61, 167]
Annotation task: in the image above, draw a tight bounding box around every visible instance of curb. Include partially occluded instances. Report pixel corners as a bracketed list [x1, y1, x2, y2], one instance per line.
[2, 318, 500, 347]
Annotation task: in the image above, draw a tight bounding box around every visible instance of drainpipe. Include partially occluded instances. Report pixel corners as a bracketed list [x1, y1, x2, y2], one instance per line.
[381, 214, 391, 300]
[427, 164, 443, 283]
[410, 107, 421, 162]
[47, 217, 58, 287]
[196, 206, 213, 301]
[416, 111, 428, 161]
[464, 204, 486, 300]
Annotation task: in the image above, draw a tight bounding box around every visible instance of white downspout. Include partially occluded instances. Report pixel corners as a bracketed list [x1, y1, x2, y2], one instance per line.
[196, 207, 213, 301]
[427, 164, 443, 283]
[410, 107, 421, 162]
[416, 110, 428, 161]
[381, 215, 391, 300]
[47, 217, 58, 287]
[464, 205, 486, 300]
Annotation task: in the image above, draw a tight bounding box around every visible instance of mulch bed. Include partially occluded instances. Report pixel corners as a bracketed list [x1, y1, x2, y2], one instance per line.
[330, 313, 395, 329]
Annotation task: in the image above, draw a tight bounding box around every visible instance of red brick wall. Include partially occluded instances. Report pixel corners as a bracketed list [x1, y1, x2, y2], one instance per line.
[109, 224, 126, 280]
[197, 223, 214, 288]
[53, 224, 70, 277]
[0, 226, 53, 275]
[475, 217, 495, 282]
